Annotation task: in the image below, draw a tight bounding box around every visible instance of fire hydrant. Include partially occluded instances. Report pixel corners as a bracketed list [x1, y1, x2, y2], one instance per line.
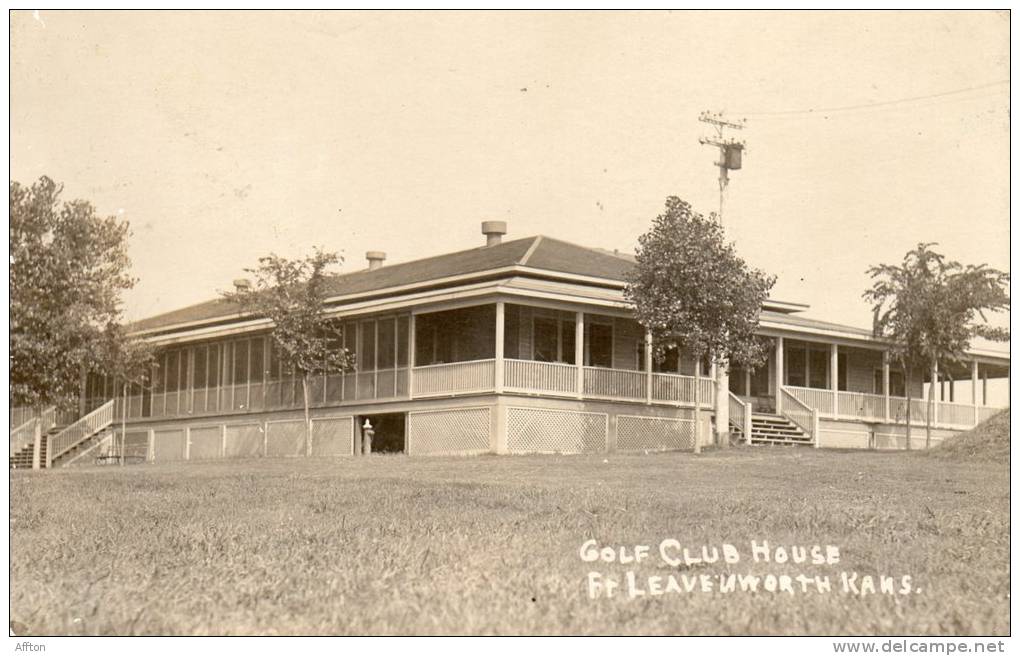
[362, 419, 374, 455]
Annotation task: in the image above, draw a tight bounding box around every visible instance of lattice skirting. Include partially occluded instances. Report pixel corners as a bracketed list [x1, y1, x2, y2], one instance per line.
[506, 407, 607, 454]
[189, 426, 222, 460]
[616, 415, 696, 452]
[311, 417, 355, 456]
[266, 420, 306, 457]
[123, 431, 150, 459]
[225, 424, 264, 458]
[153, 429, 186, 461]
[408, 407, 491, 455]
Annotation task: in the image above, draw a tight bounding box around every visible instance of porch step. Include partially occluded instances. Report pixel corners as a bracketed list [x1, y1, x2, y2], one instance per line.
[9, 424, 111, 469]
[749, 414, 813, 447]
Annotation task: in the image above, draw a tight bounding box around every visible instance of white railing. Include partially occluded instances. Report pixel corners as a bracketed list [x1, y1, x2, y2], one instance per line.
[9, 419, 38, 458]
[504, 359, 578, 396]
[10, 406, 40, 429]
[47, 400, 115, 464]
[837, 391, 886, 421]
[651, 373, 693, 404]
[937, 401, 978, 428]
[728, 392, 752, 443]
[583, 367, 645, 401]
[780, 388, 818, 445]
[788, 384, 1003, 431]
[649, 373, 715, 407]
[784, 386, 834, 415]
[412, 359, 495, 397]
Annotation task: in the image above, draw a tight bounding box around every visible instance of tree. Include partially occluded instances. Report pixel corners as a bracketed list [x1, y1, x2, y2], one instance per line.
[625, 197, 776, 452]
[94, 323, 156, 463]
[10, 176, 136, 410]
[222, 249, 354, 453]
[865, 243, 1009, 448]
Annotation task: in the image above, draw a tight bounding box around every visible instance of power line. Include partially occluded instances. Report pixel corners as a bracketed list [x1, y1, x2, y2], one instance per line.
[738, 79, 1009, 117]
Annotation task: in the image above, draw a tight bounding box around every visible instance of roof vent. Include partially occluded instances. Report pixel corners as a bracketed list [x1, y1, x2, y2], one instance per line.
[481, 220, 507, 247]
[366, 251, 386, 270]
[232, 278, 251, 293]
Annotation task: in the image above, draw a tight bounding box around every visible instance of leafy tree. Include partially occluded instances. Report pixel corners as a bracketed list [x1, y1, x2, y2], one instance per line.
[865, 243, 1009, 448]
[94, 323, 156, 463]
[222, 249, 354, 453]
[626, 197, 776, 452]
[10, 176, 135, 410]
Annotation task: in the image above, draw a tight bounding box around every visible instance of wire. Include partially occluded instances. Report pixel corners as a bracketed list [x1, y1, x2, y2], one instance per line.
[737, 79, 1010, 117]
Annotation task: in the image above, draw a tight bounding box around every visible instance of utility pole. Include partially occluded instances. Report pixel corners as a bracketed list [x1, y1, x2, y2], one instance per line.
[698, 111, 746, 450]
[698, 111, 746, 226]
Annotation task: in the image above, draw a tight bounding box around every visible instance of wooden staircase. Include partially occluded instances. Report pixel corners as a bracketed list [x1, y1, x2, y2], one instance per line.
[748, 413, 814, 446]
[9, 400, 116, 469]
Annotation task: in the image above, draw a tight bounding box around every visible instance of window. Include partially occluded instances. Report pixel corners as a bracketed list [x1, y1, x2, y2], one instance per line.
[837, 353, 847, 391]
[808, 349, 828, 389]
[166, 351, 180, 392]
[750, 363, 770, 396]
[250, 338, 264, 383]
[588, 322, 613, 368]
[729, 365, 746, 394]
[233, 340, 249, 385]
[193, 345, 208, 390]
[561, 320, 575, 364]
[378, 318, 396, 370]
[787, 347, 806, 387]
[534, 317, 558, 362]
[504, 305, 520, 359]
[397, 317, 409, 367]
[874, 369, 906, 397]
[360, 321, 376, 370]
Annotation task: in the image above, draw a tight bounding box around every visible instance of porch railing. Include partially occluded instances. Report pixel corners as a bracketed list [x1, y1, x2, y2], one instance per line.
[48, 400, 116, 464]
[787, 384, 1000, 429]
[650, 373, 715, 407]
[785, 386, 834, 415]
[412, 359, 495, 397]
[780, 388, 819, 446]
[728, 392, 752, 443]
[504, 359, 577, 396]
[837, 391, 886, 421]
[9, 419, 38, 458]
[583, 367, 645, 401]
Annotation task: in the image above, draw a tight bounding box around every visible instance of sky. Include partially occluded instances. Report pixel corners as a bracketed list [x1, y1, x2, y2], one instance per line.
[9, 10, 1010, 344]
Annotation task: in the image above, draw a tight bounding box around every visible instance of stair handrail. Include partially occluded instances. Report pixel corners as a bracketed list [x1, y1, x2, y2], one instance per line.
[9, 418, 38, 458]
[780, 387, 818, 443]
[47, 400, 116, 465]
[727, 392, 751, 444]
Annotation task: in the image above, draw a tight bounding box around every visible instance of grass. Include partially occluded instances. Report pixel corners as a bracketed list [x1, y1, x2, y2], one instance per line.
[929, 409, 1010, 462]
[10, 442, 1009, 636]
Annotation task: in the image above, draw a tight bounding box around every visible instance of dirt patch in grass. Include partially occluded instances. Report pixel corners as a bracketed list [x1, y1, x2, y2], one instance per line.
[9, 448, 1009, 636]
[929, 409, 1009, 461]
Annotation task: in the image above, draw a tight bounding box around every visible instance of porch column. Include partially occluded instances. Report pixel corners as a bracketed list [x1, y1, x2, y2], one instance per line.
[830, 343, 839, 417]
[644, 331, 653, 405]
[714, 360, 730, 446]
[408, 313, 416, 398]
[575, 312, 584, 399]
[494, 302, 505, 394]
[882, 353, 891, 422]
[982, 369, 988, 405]
[932, 362, 939, 426]
[971, 360, 979, 426]
[744, 369, 751, 397]
[774, 336, 784, 413]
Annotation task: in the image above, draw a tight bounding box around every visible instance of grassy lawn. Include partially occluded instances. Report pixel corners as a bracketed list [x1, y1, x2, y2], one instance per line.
[9, 444, 1008, 636]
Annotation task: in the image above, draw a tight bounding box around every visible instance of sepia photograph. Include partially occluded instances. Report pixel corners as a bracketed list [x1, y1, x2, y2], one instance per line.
[6, 8, 1011, 643]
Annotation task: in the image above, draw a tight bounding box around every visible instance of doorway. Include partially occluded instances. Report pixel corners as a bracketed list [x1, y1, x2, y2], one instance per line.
[358, 413, 406, 454]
